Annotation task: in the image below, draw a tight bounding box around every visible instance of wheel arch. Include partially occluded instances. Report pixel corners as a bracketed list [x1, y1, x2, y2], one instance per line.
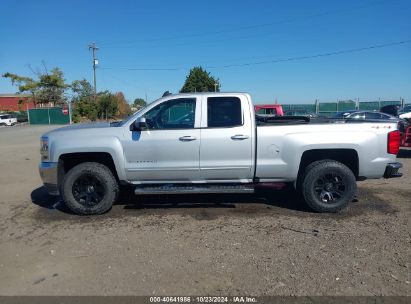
[297, 149, 359, 180]
[58, 152, 121, 187]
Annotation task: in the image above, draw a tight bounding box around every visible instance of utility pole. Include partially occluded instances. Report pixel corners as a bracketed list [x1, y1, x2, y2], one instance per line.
[214, 83, 218, 92]
[88, 42, 99, 101]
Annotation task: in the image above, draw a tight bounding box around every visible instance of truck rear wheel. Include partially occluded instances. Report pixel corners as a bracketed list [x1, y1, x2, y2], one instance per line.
[61, 162, 119, 215]
[300, 160, 356, 212]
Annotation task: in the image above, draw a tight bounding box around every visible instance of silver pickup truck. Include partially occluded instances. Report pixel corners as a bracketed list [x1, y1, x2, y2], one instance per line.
[39, 92, 402, 215]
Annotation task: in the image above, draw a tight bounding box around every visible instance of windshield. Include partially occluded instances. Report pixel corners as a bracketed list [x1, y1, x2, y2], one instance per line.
[333, 111, 357, 118]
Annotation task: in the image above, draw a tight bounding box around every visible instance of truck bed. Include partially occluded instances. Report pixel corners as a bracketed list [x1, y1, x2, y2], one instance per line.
[255, 119, 398, 181]
[256, 115, 399, 126]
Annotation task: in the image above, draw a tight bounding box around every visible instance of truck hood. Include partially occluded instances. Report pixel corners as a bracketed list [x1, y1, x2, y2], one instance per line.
[43, 122, 116, 138]
[50, 122, 111, 132]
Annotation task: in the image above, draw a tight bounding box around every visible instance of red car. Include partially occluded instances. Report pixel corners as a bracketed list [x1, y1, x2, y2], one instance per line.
[254, 104, 284, 117]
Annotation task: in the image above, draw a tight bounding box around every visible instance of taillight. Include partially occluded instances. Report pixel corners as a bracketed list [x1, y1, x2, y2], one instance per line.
[388, 130, 400, 155]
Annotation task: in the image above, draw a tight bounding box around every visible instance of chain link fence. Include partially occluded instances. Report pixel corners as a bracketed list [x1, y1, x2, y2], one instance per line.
[281, 100, 408, 117]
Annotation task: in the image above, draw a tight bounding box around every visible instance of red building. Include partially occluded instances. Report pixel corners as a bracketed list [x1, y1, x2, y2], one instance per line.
[0, 94, 36, 111]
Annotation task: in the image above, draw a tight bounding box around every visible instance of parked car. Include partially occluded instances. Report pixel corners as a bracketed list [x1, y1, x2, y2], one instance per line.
[284, 109, 317, 118]
[399, 104, 411, 113]
[333, 110, 397, 120]
[399, 105, 411, 121]
[16, 112, 28, 123]
[380, 105, 400, 117]
[333, 110, 407, 133]
[0, 114, 17, 126]
[39, 92, 402, 215]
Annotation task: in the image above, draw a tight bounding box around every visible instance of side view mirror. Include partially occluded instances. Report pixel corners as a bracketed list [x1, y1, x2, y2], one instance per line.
[130, 117, 147, 131]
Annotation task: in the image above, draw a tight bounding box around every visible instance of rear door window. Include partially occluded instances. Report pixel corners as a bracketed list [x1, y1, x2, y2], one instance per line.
[365, 112, 383, 119]
[256, 108, 277, 115]
[207, 97, 242, 127]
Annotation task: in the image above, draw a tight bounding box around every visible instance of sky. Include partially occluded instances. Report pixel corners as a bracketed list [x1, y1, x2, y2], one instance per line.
[0, 0, 410, 104]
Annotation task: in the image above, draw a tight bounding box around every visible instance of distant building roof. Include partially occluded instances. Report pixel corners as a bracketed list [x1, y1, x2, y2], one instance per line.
[0, 94, 31, 98]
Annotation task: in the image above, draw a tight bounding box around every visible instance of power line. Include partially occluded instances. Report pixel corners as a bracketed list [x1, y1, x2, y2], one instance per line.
[99, 39, 411, 71]
[100, 0, 395, 47]
[206, 39, 411, 69]
[101, 67, 181, 71]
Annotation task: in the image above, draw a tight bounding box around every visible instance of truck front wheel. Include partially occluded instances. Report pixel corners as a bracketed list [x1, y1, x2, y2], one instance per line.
[61, 162, 119, 215]
[300, 160, 356, 212]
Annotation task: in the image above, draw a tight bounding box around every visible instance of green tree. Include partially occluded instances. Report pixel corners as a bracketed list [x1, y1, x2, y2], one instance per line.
[36, 68, 69, 105]
[97, 91, 118, 120]
[71, 79, 97, 121]
[71, 81, 130, 121]
[2, 73, 38, 106]
[71, 79, 94, 99]
[3, 67, 69, 106]
[180, 66, 220, 93]
[133, 98, 146, 108]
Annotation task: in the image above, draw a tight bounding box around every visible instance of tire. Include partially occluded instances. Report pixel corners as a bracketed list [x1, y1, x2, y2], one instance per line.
[299, 160, 356, 213]
[61, 162, 119, 215]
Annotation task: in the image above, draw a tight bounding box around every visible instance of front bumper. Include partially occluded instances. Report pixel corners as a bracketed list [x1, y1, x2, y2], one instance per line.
[39, 162, 59, 195]
[384, 162, 403, 178]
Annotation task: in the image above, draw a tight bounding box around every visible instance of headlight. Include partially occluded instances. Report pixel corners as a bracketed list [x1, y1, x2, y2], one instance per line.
[40, 136, 49, 161]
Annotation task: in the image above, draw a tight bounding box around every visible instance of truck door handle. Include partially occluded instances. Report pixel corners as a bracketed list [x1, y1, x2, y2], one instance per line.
[179, 136, 197, 142]
[231, 134, 249, 140]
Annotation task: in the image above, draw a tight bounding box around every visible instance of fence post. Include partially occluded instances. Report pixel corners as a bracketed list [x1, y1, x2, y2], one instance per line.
[68, 102, 72, 124]
[26, 103, 31, 125]
[48, 108, 51, 125]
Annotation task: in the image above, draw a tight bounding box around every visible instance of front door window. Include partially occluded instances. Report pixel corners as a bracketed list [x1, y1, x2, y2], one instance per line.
[144, 98, 196, 129]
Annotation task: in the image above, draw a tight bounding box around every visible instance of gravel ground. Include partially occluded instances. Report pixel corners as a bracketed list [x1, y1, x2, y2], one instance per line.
[0, 125, 410, 296]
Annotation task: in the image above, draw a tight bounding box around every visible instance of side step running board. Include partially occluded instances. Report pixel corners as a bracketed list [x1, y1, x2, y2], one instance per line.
[134, 184, 255, 195]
